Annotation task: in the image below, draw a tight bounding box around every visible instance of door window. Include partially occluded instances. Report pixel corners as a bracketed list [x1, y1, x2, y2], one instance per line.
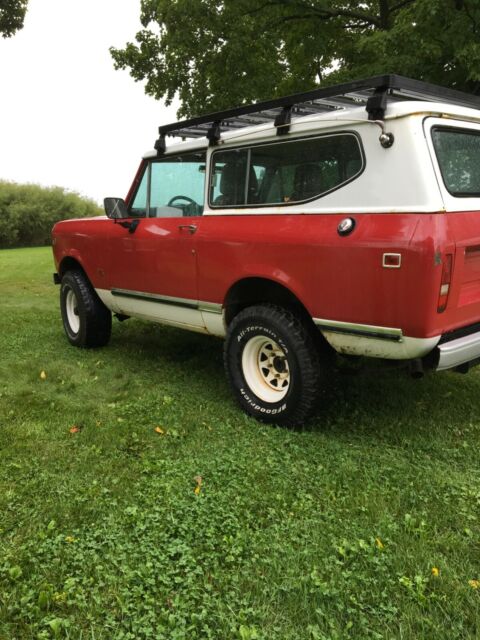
[130, 151, 207, 217]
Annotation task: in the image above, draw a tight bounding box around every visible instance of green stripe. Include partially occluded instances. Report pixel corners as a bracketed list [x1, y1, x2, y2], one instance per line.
[111, 289, 198, 310]
[198, 301, 223, 315]
[314, 318, 403, 343]
[111, 289, 222, 315]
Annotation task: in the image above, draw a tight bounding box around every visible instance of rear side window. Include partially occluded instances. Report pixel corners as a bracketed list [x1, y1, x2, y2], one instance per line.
[432, 127, 480, 197]
[209, 133, 364, 208]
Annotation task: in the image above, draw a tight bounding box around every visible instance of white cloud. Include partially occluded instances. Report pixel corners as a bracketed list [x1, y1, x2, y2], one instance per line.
[0, 0, 178, 203]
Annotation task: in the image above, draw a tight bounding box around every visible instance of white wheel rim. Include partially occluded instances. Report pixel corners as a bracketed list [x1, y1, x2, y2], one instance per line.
[65, 288, 80, 334]
[242, 335, 290, 403]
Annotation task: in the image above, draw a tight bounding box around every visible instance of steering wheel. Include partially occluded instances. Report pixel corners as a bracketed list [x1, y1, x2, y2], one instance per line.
[167, 195, 200, 217]
[168, 195, 198, 207]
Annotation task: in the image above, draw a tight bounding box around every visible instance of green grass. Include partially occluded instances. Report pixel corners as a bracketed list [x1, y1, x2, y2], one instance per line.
[0, 246, 479, 640]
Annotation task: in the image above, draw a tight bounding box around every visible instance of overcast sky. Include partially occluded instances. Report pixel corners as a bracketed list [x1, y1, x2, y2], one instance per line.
[0, 0, 178, 204]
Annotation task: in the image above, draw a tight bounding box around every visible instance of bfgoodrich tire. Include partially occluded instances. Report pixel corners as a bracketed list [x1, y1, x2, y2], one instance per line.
[224, 304, 322, 426]
[60, 270, 112, 348]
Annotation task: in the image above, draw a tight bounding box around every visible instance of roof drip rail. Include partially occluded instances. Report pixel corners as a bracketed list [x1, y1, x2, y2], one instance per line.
[274, 105, 292, 135]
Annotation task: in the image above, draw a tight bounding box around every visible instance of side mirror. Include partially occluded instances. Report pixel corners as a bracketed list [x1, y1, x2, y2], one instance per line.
[104, 197, 129, 219]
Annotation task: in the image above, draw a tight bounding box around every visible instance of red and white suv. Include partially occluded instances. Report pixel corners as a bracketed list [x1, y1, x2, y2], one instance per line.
[52, 75, 480, 425]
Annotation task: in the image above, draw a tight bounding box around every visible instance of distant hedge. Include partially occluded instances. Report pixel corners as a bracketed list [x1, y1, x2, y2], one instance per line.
[0, 181, 103, 249]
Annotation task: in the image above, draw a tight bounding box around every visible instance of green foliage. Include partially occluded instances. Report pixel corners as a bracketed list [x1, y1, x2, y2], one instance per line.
[0, 182, 102, 249]
[111, 0, 480, 118]
[1, 246, 480, 638]
[335, 0, 480, 89]
[0, 0, 28, 38]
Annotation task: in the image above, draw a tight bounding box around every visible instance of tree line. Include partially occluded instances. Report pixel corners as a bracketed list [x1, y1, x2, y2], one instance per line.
[0, 182, 102, 249]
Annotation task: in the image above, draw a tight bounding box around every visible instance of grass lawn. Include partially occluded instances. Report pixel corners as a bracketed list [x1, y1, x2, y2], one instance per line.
[0, 246, 479, 640]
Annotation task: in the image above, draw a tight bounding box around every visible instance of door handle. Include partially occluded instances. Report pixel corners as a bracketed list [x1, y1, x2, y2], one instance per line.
[178, 224, 197, 234]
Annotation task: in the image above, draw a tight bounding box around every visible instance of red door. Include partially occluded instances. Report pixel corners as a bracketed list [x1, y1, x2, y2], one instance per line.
[106, 150, 206, 327]
[107, 215, 203, 327]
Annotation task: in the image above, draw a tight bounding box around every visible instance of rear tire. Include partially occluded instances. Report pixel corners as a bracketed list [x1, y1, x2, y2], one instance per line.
[60, 270, 111, 347]
[224, 304, 322, 426]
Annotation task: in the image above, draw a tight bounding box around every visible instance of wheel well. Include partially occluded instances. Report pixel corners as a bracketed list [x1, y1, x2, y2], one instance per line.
[59, 256, 86, 279]
[224, 278, 312, 326]
[224, 277, 333, 357]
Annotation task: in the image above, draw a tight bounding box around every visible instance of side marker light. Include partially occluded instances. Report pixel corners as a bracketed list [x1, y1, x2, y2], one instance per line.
[382, 253, 402, 268]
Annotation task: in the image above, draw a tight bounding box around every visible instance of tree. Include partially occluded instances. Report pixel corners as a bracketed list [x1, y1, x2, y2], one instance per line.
[0, 0, 28, 38]
[111, 0, 480, 118]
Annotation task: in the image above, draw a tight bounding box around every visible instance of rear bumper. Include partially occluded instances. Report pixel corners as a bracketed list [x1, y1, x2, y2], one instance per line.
[436, 329, 480, 371]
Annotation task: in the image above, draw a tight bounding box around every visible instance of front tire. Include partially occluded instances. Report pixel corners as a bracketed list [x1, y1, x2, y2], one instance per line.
[60, 270, 112, 347]
[224, 305, 322, 426]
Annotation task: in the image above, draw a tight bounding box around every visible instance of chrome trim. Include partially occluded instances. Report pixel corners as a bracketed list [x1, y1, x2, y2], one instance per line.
[314, 317, 403, 342]
[178, 224, 197, 234]
[111, 288, 222, 314]
[436, 330, 480, 371]
[198, 301, 223, 314]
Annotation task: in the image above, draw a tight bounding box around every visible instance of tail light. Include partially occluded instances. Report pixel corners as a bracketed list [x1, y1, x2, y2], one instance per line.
[437, 253, 453, 313]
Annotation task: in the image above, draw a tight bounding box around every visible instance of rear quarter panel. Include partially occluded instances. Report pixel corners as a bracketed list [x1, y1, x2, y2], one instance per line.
[196, 212, 449, 339]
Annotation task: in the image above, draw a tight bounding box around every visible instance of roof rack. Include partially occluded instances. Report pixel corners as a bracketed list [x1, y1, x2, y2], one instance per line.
[155, 74, 480, 151]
